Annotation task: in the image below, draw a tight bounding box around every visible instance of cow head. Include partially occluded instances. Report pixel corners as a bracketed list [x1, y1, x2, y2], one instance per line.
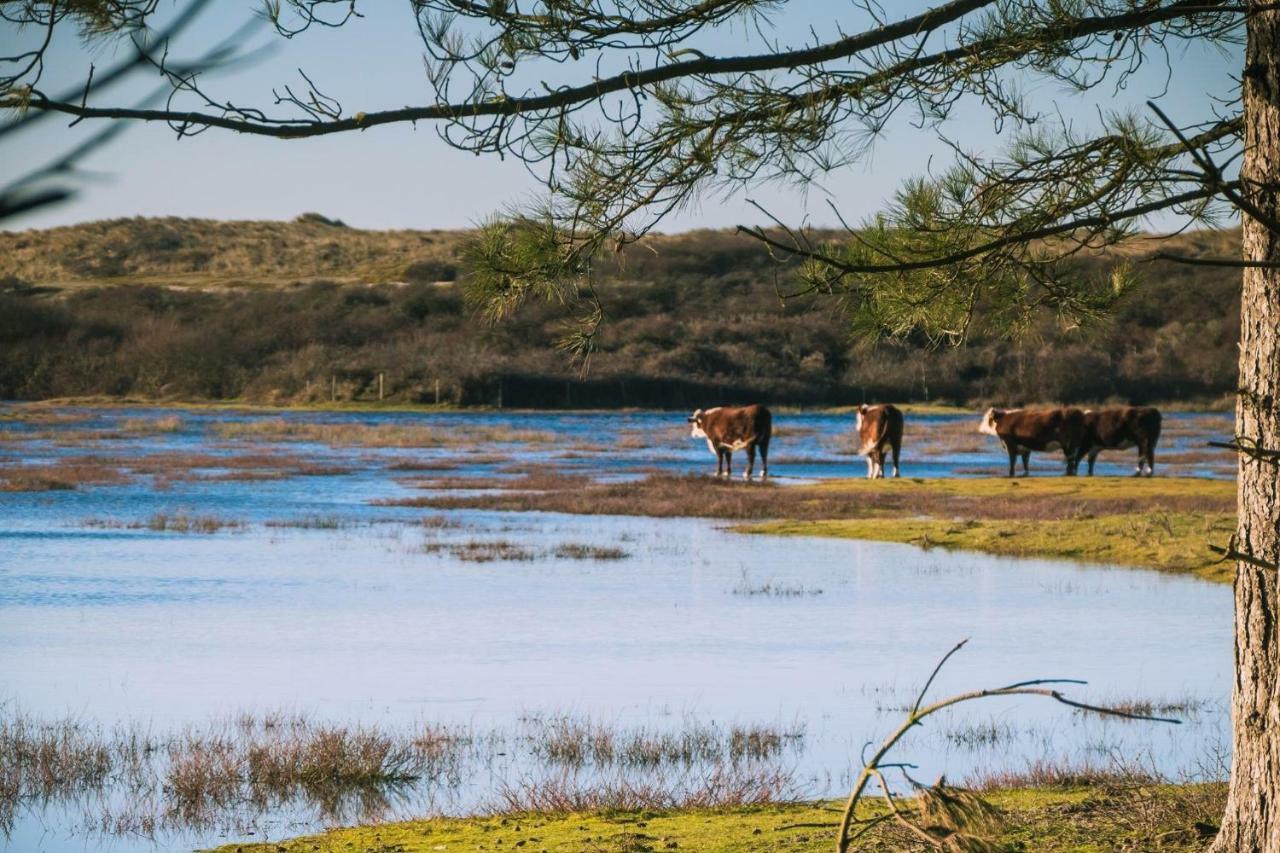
[856, 404, 869, 430]
[978, 407, 1004, 436]
[688, 409, 707, 438]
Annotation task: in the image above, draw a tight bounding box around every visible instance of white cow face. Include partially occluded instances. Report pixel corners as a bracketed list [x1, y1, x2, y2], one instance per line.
[688, 409, 707, 439]
[855, 404, 868, 430]
[978, 407, 1002, 436]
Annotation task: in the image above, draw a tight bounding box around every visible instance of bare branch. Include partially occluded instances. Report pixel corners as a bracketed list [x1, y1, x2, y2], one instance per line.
[835, 640, 1181, 852]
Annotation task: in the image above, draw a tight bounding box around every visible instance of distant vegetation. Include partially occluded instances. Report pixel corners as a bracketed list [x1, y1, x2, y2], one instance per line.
[0, 217, 1240, 408]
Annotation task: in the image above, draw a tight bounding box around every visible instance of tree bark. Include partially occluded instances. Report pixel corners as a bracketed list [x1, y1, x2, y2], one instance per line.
[1212, 4, 1280, 851]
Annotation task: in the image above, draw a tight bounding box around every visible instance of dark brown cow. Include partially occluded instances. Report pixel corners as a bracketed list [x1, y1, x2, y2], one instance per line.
[855, 404, 903, 479]
[979, 407, 1087, 477]
[688, 405, 771, 479]
[1078, 406, 1162, 476]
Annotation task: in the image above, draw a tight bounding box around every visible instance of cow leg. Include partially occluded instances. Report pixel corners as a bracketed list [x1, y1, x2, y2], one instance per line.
[716, 449, 725, 477]
[891, 440, 901, 478]
[1021, 450, 1031, 477]
[1088, 449, 1099, 476]
[759, 441, 768, 480]
[865, 454, 874, 479]
[1140, 441, 1155, 477]
[744, 444, 756, 480]
[723, 450, 732, 479]
[875, 450, 887, 479]
[1006, 444, 1018, 478]
[1065, 450, 1078, 476]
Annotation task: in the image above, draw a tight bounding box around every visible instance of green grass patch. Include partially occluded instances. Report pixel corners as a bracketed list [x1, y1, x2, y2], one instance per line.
[207, 784, 1224, 852]
[752, 478, 1238, 585]
[737, 475, 1235, 584]
[804, 473, 1234, 502]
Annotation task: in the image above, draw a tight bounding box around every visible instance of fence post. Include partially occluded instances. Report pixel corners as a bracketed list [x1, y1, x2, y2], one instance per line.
[434, 379, 441, 405]
[331, 375, 336, 402]
[379, 372, 385, 401]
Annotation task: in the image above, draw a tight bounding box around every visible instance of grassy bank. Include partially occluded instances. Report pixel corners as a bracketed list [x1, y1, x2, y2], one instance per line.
[209, 783, 1225, 852]
[742, 478, 1237, 584]
[745, 513, 1235, 584]
[396, 473, 1237, 583]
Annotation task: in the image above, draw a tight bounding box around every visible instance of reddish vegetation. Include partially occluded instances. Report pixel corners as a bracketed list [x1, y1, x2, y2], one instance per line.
[0, 457, 130, 491]
[379, 472, 1233, 522]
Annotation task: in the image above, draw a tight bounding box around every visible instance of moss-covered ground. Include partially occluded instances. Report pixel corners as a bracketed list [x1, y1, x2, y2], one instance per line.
[739, 477, 1236, 584]
[209, 784, 1225, 852]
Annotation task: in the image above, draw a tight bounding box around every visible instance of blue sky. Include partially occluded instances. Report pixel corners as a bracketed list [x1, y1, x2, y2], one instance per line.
[1, 1, 1242, 233]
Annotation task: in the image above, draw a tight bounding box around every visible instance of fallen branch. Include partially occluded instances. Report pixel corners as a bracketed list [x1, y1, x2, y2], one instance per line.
[835, 638, 1181, 852]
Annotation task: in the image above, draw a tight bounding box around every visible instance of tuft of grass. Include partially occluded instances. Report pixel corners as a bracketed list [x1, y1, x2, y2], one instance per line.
[120, 415, 185, 434]
[943, 720, 1020, 749]
[731, 568, 823, 597]
[520, 716, 801, 770]
[421, 538, 537, 562]
[264, 514, 354, 530]
[490, 762, 798, 814]
[385, 457, 463, 472]
[551, 543, 630, 561]
[141, 512, 244, 534]
[965, 757, 1159, 791]
[1073, 695, 1209, 719]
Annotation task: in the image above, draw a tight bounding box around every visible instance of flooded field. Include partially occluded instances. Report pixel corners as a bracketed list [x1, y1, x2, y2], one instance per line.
[0, 405, 1236, 852]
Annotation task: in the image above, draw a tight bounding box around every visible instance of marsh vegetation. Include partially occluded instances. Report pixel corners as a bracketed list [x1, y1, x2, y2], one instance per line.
[0, 404, 1238, 851]
[0, 707, 805, 840]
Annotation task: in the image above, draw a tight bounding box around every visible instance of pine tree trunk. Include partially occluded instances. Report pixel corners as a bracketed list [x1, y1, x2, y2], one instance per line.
[1211, 4, 1280, 850]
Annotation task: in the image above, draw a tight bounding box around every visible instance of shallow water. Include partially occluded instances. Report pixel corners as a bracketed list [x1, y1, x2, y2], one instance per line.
[0, 405, 1235, 852]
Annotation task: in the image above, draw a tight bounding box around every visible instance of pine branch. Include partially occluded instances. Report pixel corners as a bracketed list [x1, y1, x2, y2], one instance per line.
[1, 0, 1239, 138]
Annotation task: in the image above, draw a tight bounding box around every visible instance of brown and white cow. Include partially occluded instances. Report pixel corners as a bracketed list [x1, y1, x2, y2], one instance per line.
[978, 407, 1087, 477]
[855, 404, 903, 479]
[1078, 406, 1162, 476]
[688, 405, 771, 479]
